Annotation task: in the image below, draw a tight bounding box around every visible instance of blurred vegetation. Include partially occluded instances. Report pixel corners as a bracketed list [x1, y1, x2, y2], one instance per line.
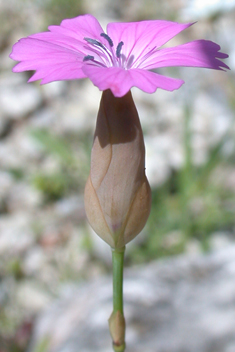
[130, 104, 235, 262]
[28, 104, 235, 264]
[1, 0, 234, 351]
[32, 337, 51, 352]
[40, 0, 84, 25]
[30, 129, 91, 201]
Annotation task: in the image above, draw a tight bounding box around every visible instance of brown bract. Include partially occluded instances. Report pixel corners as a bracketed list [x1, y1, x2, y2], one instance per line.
[84, 89, 151, 248]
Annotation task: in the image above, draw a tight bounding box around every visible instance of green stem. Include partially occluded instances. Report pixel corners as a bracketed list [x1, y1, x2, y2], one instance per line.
[112, 247, 125, 314]
[109, 247, 126, 352]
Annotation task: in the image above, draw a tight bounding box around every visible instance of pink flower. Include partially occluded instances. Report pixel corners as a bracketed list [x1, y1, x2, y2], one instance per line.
[10, 14, 229, 97]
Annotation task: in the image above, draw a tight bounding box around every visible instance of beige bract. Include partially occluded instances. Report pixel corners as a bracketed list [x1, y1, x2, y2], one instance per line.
[84, 89, 151, 248]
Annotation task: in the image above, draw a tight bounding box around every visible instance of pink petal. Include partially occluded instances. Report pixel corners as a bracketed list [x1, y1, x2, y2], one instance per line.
[140, 40, 230, 71]
[29, 62, 87, 84]
[107, 20, 193, 65]
[10, 37, 83, 62]
[10, 38, 85, 83]
[49, 14, 106, 45]
[28, 32, 86, 53]
[9, 14, 108, 84]
[82, 66, 184, 97]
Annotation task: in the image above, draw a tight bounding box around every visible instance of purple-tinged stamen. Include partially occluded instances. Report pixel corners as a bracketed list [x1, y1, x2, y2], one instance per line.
[83, 55, 95, 62]
[83, 36, 126, 68]
[83, 55, 107, 67]
[84, 37, 105, 49]
[126, 55, 135, 69]
[84, 36, 115, 66]
[100, 33, 113, 47]
[116, 41, 124, 58]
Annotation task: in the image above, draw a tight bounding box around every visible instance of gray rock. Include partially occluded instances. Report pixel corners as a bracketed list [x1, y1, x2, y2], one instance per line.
[0, 171, 14, 199]
[54, 196, 85, 223]
[29, 108, 57, 129]
[22, 246, 46, 276]
[0, 213, 35, 255]
[0, 83, 42, 119]
[41, 81, 67, 99]
[54, 82, 98, 134]
[0, 127, 43, 169]
[29, 246, 235, 352]
[6, 182, 42, 212]
[16, 280, 52, 314]
[181, 0, 235, 20]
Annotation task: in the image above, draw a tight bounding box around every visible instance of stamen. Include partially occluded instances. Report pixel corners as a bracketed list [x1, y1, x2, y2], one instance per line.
[116, 41, 124, 58]
[83, 55, 95, 62]
[84, 37, 105, 49]
[100, 33, 113, 47]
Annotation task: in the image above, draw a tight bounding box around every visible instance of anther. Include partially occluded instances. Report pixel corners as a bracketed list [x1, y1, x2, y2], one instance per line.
[84, 37, 105, 49]
[83, 55, 95, 62]
[100, 33, 113, 47]
[116, 41, 124, 58]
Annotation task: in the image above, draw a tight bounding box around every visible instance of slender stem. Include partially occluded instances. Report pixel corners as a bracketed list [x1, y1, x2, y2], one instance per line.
[112, 247, 125, 314]
[109, 246, 126, 352]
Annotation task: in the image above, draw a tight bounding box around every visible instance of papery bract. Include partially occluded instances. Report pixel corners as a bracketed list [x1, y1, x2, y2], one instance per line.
[10, 14, 229, 97]
[84, 90, 151, 248]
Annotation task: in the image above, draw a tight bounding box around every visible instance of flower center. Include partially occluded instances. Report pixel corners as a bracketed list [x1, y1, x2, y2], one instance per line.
[83, 33, 127, 69]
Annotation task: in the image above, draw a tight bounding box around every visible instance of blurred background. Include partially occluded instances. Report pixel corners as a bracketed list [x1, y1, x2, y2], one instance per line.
[0, 0, 234, 351]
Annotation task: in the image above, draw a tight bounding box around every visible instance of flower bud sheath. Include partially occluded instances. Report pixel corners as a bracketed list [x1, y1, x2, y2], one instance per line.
[84, 89, 151, 249]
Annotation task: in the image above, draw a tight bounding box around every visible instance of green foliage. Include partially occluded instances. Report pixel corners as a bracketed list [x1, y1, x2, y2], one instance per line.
[31, 129, 76, 167]
[30, 113, 235, 263]
[8, 168, 24, 181]
[41, 0, 84, 25]
[30, 128, 91, 201]
[33, 172, 69, 201]
[32, 336, 51, 352]
[7, 260, 24, 281]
